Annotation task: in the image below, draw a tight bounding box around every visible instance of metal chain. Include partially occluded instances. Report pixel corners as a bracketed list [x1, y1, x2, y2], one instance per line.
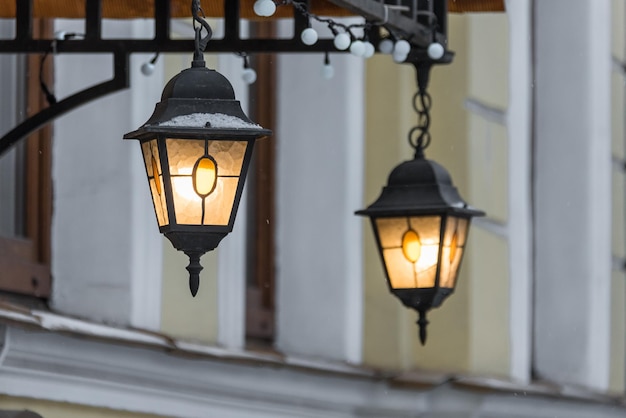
[408, 89, 432, 158]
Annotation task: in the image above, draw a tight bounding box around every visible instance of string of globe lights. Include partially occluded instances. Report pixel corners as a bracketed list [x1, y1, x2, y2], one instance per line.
[252, 0, 446, 81]
[133, 1, 446, 85]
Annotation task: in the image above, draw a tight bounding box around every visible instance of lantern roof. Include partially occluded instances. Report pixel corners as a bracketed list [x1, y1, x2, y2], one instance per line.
[356, 156, 485, 218]
[124, 65, 272, 140]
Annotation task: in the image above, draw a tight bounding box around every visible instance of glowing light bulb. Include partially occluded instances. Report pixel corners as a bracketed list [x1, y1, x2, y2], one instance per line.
[301, 28, 318, 46]
[333, 33, 351, 50]
[378, 38, 394, 54]
[141, 62, 155, 76]
[253, 0, 276, 17]
[449, 233, 458, 262]
[362, 42, 375, 58]
[349, 40, 365, 57]
[151, 157, 161, 195]
[394, 39, 411, 56]
[392, 51, 408, 63]
[54, 30, 68, 40]
[242, 68, 257, 84]
[427, 42, 445, 60]
[402, 230, 421, 263]
[321, 63, 334, 80]
[193, 157, 217, 197]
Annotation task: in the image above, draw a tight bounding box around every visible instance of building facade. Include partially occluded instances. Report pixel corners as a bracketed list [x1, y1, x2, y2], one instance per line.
[1, 0, 626, 417]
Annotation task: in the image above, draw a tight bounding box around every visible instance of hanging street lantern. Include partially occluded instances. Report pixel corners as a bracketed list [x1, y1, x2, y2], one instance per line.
[356, 63, 484, 344]
[356, 155, 484, 344]
[124, 1, 270, 296]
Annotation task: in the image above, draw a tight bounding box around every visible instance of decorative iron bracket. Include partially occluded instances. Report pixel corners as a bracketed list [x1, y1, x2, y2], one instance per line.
[0, 0, 449, 157]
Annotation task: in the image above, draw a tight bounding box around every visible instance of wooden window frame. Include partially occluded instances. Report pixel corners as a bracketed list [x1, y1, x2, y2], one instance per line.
[245, 21, 277, 342]
[0, 19, 52, 298]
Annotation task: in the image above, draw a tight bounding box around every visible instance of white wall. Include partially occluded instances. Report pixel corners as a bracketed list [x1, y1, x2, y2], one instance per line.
[533, 0, 613, 391]
[275, 21, 364, 363]
[52, 20, 163, 330]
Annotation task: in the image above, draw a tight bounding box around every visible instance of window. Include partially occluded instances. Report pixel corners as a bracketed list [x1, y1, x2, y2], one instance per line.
[0, 19, 52, 298]
[246, 21, 277, 343]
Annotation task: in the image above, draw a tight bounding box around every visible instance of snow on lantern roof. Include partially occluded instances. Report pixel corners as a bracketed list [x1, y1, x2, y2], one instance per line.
[159, 113, 262, 129]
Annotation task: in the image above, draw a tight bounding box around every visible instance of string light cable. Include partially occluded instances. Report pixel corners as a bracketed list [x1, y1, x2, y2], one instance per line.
[40, 31, 85, 106]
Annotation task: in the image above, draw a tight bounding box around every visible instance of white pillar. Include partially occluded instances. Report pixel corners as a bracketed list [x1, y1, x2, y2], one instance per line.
[52, 20, 163, 330]
[217, 51, 249, 350]
[533, 0, 612, 390]
[275, 25, 364, 363]
[505, 0, 533, 384]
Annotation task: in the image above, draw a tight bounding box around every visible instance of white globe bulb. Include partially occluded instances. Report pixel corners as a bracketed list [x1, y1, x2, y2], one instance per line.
[362, 42, 375, 59]
[254, 0, 276, 17]
[394, 39, 411, 56]
[301, 28, 318, 46]
[321, 64, 335, 80]
[141, 62, 155, 76]
[378, 38, 394, 54]
[253, 0, 265, 16]
[333, 33, 351, 51]
[427, 42, 445, 60]
[242, 68, 257, 84]
[392, 51, 408, 63]
[54, 30, 68, 40]
[349, 40, 365, 57]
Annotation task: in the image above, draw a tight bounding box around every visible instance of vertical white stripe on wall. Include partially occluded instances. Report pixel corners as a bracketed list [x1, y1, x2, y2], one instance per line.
[216, 22, 250, 349]
[275, 18, 365, 363]
[505, 0, 533, 384]
[129, 21, 165, 331]
[533, 0, 612, 391]
[585, 0, 612, 389]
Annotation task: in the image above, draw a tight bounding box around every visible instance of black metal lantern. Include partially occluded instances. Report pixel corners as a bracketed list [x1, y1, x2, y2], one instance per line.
[356, 155, 484, 344]
[124, 2, 270, 296]
[356, 63, 484, 344]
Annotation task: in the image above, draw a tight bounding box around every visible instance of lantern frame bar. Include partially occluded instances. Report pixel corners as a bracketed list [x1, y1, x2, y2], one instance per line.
[143, 134, 258, 233]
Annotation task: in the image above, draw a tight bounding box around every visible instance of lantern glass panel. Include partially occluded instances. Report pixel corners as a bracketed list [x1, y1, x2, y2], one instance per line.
[166, 138, 247, 226]
[376, 216, 441, 289]
[141, 140, 169, 226]
[439, 216, 470, 288]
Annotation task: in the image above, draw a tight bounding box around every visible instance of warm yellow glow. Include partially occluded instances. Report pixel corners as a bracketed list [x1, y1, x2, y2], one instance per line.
[402, 230, 421, 263]
[193, 157, 217, 197]
[415, 244, 439, 272]
[172, 177, 202, 203]
[450, 233, 458, 262]
[151, 156, 161, 195]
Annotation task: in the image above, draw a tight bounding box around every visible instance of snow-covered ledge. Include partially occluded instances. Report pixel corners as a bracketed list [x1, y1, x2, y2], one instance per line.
[1, 305, 625, 418]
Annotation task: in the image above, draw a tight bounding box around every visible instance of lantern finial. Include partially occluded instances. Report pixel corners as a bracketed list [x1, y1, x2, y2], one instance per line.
[417, 310, 429, 345]
[185, 251, 204, 297]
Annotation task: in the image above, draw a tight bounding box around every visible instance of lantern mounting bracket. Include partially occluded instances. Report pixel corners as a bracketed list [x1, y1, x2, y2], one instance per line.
[0, 0, 450, 158]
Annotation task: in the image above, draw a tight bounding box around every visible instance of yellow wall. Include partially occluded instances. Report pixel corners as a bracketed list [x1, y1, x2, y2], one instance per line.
[160, 238, 219, 344]
[0, 397, 159, 418]
[467, 15, 509, 109]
